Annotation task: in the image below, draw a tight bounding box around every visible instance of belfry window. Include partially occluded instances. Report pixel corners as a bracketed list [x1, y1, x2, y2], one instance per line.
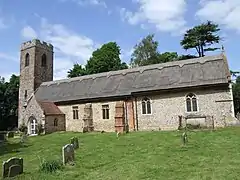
[186, 93, 198, 112]
[41, 54, 47, 67]
[25, 53, 30, 67]
[142, 97, 152, 115]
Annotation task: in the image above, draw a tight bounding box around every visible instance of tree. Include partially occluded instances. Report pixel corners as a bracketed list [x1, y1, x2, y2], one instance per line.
[233, 76, 240, 115]
[86, 42, 128, 75]
[180, 21, 221, 57]
[130, 34, 160, 67]
[230, 70, 240, 78]
[130, 34, 195, 67]
[0, 74, 19, 130]
[67, 42, 128, 78]
[177, 54, 198, 60]
[67, 64, 87, 78]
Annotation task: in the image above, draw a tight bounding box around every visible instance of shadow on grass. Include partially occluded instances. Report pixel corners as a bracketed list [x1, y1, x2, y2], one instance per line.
[0, 141, 31, 156]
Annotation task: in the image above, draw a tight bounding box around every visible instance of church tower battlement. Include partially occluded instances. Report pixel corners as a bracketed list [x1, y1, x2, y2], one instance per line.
[18, 39, 54, 127]
[20, 39, 53, 52]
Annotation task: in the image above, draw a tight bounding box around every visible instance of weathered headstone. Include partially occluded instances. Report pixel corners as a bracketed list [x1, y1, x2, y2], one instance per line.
[62, 144, 75, 165]
[70, 137, 79, 149]
[2, 157, 23, 178]
[182, 132, 188, 145]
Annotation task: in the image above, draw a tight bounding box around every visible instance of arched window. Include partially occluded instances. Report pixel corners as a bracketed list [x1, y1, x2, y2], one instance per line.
[54, 118, 58, 126]
[186, 93, 198, 112]
[28, 116, 37, 135]
[41, 54, 47, 67]
[142, 97, 151, 114]
[25, 53, 30, 67]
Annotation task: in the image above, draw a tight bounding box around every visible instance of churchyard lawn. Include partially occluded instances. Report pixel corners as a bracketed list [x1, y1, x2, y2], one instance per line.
[1, 127, 240, 180]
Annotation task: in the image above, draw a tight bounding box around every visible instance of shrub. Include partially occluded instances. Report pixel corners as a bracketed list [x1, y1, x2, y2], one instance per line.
[37, 124, 44, 135]
[39, 158, 63, 173]
[7, 131, 14, 138]
[19, 123, 28, 134]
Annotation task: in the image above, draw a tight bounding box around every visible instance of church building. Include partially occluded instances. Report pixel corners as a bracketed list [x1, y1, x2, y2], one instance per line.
[18, 39, 235, 135]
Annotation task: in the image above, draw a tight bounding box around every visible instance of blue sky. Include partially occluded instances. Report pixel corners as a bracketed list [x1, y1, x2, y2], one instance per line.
[0, 0, 239, 81]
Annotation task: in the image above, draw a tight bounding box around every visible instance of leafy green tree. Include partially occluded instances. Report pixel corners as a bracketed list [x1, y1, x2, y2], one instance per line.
[233, 76, 240, 115]
[180, 21, 221, 57]
[67, 64, 87, 78]
[158, 52, 178, 63]
[86, 42, 128, 74]
[177, 54, 198, 60]
[130, 34, 196, 67]
[0, 74, 19, 130]
[67, 42, 128, 78]
[130, 34, 160, 67]
[231, 70, 240, 78]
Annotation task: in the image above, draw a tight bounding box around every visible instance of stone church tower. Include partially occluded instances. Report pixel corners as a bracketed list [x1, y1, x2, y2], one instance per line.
[18, 39, 54, 127]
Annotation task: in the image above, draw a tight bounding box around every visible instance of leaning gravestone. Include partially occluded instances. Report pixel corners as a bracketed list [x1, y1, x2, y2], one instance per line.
[62, 144, 75, 165]
[70, 137, 79, 149]
[2, 157, 23, 178]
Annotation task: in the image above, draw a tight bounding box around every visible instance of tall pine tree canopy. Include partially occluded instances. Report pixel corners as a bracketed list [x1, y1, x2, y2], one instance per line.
[67, 42, 128, 78]
[180, 21, 221, 57]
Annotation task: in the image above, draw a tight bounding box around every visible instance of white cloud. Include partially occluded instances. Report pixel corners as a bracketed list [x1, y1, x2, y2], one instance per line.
[21, 18, 100, 80]
[21, 26, 38, 39]
[120, 0, 187, 34]
[196, 0, 240, 32]
[60, 0, 107, 8]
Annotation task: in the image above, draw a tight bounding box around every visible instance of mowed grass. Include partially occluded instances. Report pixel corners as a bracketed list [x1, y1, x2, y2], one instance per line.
[1, 127, 240, 180]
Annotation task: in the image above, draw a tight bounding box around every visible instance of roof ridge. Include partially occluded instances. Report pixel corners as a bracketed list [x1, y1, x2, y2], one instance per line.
[41, 54, 224, 86]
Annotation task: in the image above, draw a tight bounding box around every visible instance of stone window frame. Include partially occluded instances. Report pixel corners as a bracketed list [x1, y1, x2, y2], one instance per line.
[54, 118, 58, 126]
[25, 53, 30, 67]
[41, 54, 47, 67]
[141, 97, 152, 115]
[72, 106, 79, 119]
[185, 93, 199, 113]
[102, 104, 109, 119]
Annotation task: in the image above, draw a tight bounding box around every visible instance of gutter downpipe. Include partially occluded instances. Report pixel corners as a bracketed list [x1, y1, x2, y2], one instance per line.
[134, 96, 139, 131]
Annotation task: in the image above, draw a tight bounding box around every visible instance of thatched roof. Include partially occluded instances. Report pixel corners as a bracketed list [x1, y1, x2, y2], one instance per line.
[35, 54, 231, 103]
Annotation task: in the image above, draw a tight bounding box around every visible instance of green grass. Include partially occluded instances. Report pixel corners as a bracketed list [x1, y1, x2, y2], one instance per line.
[1, 127, 240, 180]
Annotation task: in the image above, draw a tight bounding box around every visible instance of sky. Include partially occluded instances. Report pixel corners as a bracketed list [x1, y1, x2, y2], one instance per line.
[0, 0, 239, 81]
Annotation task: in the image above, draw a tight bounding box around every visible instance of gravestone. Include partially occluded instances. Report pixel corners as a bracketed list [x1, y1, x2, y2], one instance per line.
[62, 144, 75, 165]
[2, 157, 23, 178]
[70, 137, 79, 149]
[182, 132, 188, 145]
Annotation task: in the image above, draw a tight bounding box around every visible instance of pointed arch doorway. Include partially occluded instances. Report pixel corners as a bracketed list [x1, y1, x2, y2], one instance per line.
[28, 116, 38, 135]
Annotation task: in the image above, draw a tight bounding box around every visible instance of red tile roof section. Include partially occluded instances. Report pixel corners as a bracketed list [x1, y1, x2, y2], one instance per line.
[38, 101, 64, 115]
